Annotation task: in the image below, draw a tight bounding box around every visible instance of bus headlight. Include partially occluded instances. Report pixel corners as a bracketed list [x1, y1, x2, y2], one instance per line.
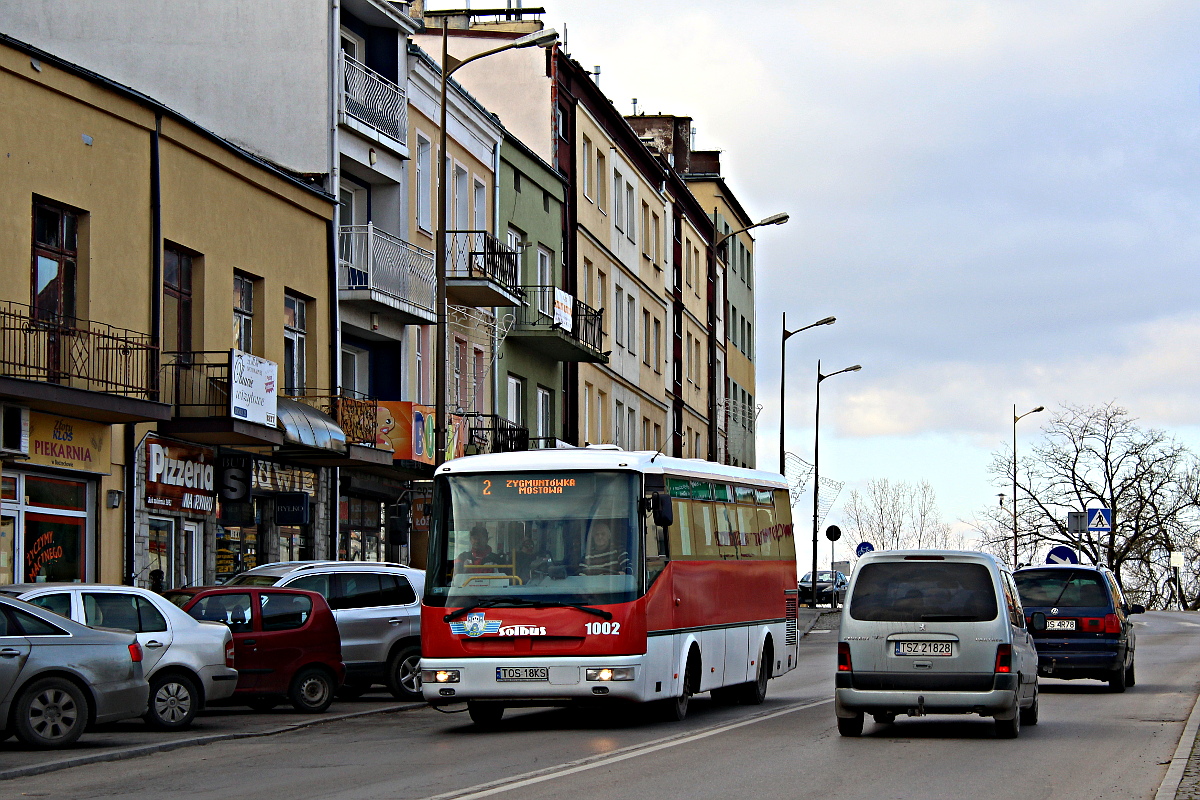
[422, 669, 460, 683]
[586, 667, 634, 682]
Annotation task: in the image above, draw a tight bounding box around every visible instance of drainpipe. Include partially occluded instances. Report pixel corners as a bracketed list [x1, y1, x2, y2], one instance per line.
[492, 139, 502, 419]
[124, 425, 136, 586]
[329, 0, 343, 559]
[150, 115, 162, 390]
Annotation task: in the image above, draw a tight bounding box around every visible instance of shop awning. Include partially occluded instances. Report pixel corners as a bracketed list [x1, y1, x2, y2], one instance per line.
[276, 397, 347, 454]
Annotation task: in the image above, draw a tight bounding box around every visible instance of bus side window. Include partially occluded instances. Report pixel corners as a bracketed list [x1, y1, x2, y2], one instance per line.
[692, 501, 718, 558]
[773, 490, 796, 560]
[715, 503, 739, 558]
[736, 502, 759, 559]
[645, 498, 669, 587]
[756, 504, 778, 559]
[667, 498, 694, 558]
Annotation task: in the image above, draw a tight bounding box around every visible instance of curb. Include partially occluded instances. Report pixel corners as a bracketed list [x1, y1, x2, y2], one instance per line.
[1155, 683, 1200, 800]
[0, 701, 426, 782]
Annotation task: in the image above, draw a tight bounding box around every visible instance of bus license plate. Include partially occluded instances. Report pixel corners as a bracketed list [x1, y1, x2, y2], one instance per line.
[496, 667, 549, 682]
[1046, 619, 1076, 631]
[894, 641, 953, 656]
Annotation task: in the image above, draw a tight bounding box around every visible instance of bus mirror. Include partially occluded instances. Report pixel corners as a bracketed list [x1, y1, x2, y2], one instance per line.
[652, 493, 674, 528]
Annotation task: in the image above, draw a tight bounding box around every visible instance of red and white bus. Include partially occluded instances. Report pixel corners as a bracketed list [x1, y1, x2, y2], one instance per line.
[420, 446, 799, 724]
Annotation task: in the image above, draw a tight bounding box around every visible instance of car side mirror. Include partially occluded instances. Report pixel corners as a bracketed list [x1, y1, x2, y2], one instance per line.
[652, 492, 673, 529]
[1129, 604, 1146, 615]
[1030, 612, 1047, 632]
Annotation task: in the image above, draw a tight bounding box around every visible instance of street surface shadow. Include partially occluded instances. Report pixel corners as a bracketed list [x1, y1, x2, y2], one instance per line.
[1037, 682, 1115, 694]
[439, 697, 745, 735]
[860, 718, 1035, 739]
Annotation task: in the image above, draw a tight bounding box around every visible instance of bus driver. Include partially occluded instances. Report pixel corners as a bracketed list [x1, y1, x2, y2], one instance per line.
[579, 522, 631, 576]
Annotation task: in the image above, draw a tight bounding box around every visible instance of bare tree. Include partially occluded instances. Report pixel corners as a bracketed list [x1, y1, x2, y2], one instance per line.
[842, 479, 968, 555]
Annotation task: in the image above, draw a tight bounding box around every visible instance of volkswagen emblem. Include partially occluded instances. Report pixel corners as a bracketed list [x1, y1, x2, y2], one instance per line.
[1051, 607, 1059, 615]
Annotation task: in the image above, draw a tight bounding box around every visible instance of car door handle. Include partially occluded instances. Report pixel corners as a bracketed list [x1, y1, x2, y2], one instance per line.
[243, 639, 256, 645]
[145, 640, 165, 649]
[0, 648, 21, 658]
[388, 618, 403, 625]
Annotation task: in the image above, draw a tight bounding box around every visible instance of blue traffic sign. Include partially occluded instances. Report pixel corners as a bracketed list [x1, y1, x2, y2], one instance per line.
[1087, 508, 1112, 532]
[1046, 545, 1079, 565]
[856, 542, 875, 557]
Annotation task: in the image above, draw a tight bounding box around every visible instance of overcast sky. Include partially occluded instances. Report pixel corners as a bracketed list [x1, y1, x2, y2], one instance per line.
[510, 0, 1200, 561]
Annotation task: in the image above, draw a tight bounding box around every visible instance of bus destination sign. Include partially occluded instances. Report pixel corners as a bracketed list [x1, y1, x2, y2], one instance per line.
[482, 476, 580, 496]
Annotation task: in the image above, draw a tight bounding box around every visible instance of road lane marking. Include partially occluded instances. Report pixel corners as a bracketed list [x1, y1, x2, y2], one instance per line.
[420, 698, 832, 800]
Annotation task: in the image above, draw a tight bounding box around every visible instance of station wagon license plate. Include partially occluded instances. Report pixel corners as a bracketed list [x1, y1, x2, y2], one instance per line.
[1046, 619, 1076, 630]
[496, 667, 549, 682]
[894, 641, 953, 656]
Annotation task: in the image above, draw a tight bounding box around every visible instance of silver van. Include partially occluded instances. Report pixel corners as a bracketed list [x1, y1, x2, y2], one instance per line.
[835, 550, 1039, 738]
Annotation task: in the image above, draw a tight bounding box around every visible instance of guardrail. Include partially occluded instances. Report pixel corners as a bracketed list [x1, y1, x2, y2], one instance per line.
[513, 286, 604, 353]
[341, 53, 407, 145]
[339, 223, 436, 315]
[446, 230, 520, 294]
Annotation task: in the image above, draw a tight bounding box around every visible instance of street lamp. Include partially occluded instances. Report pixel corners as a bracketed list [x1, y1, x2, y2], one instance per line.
[1011, 404, 1044, 566]
[779, 314, 835, 473]
[812, 360, 860, 607]
[709, 213, 789, 463]
[433, 25, 559, 465]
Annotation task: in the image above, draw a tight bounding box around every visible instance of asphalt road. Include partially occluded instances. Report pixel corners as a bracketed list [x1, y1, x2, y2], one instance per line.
[7, 611, 1200, 800]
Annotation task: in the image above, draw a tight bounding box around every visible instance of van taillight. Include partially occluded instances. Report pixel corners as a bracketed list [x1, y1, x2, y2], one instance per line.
[129, 642, 143, 663]
[838, 642, 853, 672]
[994, 644, 1012, 673]
[225, 639, 236, 668]
[1104, 613, 1121, 635]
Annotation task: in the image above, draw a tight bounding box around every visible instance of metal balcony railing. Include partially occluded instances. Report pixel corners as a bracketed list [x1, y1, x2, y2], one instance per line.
[283, 388, 379, 446]
[340, 53, 407, 145]
[464, 413, 529, 455]
[0, 300, 158, 399]
[339, 224, 436, 315]
[445, 231, 520, 294]
[513, 286, 605, 353]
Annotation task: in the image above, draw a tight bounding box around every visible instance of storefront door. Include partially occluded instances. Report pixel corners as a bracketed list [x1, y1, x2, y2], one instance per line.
[147, 517, 203, 590]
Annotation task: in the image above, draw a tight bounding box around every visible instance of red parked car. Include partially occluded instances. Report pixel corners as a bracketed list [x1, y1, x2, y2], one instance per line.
[165, 587, 344, 713]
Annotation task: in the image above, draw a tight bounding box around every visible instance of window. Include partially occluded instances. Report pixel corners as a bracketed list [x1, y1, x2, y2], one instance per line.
[454, 338, 467, 407]
[597, 152, 607, 211]
[415, 327, 427, 404]
[596, 390, 607, 441]
[342, 344, 369, 396]
[693, 246, 702, 295]
[582, 136, 593, 199]
[628, 407, 637, 449]
[82, 593, 167, 633]
[233, 274, 254, 352]
[164, 245, 194, 355]
[536, 387, 552, 438]
[849, 562, 998, 623]
[615, 401, 625, 446]
[746, 320, 753, 359]
[331, 573, 412, 609]
[33, 201, 80, 324]
[653, 318, 662, 372]
[537, 247, 553, 315]
[642, 418, 650, 450]
[454, 166, 469, 231]
[583, 259, 594, 306]
[416, 133, 432, 232]
[654, 424, 662, 451]
[642, 310, 651, 364]
[686, 333, 694, 382]
[694, 338, 702, 387]
[507, 375, 524, 425]
[613, 172, 624, 231]
[730, 305, 738, 348]
[614, 286, 624, 346]
[473, 347, 486, 407]
[597, 270, 608, 321]
[507, 227, 524, 281]
[626, 183, 636, 241]
[652, 213, 661, 264]
[583, 382, 592, 442]
[641, 202, 651, 257]
[188, 592, 253, 632]
[473, 179, 487, 231]
[685, 242, 692, 287]
[626, 294, 636, 353]
[261, 592, 312, 632]
[283, 294, 307, 391]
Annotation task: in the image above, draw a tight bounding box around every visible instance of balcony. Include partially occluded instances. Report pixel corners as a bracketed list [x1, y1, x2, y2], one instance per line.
[507, 286, 607, 363]
[0, 300, 169, 423]
[339, 53, 408, 152]
[463, 413, 529, 455]
[445, 231, 524, 307]
[339, 224, 436, 324]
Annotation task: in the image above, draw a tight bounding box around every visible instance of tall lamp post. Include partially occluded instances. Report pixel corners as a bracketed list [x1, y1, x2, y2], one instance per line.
[779, 314, 836, 473]
[812, 360, 860, 607]
[432, 24, 559, 465]
[1012, 404, 1044, 566]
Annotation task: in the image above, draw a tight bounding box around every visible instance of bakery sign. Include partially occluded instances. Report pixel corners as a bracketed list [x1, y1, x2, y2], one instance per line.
[144, 436, 216, 515]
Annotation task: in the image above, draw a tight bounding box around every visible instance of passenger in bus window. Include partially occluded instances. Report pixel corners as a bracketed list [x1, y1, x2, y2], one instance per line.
[515, 536, 554, 583]
[579, 522, 631, 575]
[454, 524, 502, 570]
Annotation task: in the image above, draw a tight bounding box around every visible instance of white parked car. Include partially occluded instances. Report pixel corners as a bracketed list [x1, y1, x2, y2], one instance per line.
[0, 583, 238, 730]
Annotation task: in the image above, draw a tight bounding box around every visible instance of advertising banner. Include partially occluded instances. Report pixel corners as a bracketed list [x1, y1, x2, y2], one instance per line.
[553, 288, 574, 332]
[27, 413, 109, 473]
[376, 401, 467, 464]
[144, 436, 216, 514]
[230, 349, 278, 427]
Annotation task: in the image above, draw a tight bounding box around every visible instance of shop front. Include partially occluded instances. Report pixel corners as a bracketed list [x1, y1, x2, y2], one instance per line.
[134, 434, 216, 591]
[0, 412, 110, 584]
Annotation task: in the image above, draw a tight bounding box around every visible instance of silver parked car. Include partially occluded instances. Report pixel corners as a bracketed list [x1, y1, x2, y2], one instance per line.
[0, 595, 148, 747]
[835, 550, 1039, 738]
[1, 584, 238, 730]
[227, 561, 423, 700]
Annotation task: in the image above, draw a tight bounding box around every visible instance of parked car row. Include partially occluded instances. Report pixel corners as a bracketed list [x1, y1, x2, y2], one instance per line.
[835, 552, 1142, 739]
[0, 560, 425, 749]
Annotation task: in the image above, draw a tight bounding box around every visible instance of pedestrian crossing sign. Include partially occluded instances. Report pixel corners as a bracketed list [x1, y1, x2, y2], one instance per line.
[1087, 508, 1111, 532]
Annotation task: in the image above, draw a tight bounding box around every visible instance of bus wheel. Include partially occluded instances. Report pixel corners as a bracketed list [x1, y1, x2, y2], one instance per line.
[738, 641, 772, 705]
[467, 701, 505, 728]
[664, 652, 700, 721]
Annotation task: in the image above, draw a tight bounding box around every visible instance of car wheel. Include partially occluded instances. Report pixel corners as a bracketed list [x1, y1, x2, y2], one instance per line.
[246, 697, 279, 712]
[995, 702, 1021, 739]
[1108, 663, 1128, 693]
[872, 712, 896, 725]
[837, 712, 864, 737]
[289, 667, 335, 713]
[143, 672, 199, 731]
[385, 645, 423, 701]
[14, 677, 88, 748]
[1126, 657, 1136, 687]
[738, 642, 772, 705]
[1019, 689, 1039, 726]
[467, 701, 505, 728]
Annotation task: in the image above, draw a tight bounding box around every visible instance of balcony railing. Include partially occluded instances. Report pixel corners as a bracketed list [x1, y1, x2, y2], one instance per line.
[513, 286, 605, 353]
[464, 413, 529, 455]
[0, 300, 158, 399]
[446, 231, 520, 293]
[340, 53, 407, 145]
[284, 388, 378, 446]
[339, 224, 435, 316]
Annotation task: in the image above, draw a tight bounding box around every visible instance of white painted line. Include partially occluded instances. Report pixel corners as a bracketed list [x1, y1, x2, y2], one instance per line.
[808, 629, 832, 634]
[421, 698, 832, 800]
[1154, 681, 1200, 800]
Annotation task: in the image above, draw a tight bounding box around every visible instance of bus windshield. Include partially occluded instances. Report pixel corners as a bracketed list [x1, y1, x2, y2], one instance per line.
[427, 470, 641, 606]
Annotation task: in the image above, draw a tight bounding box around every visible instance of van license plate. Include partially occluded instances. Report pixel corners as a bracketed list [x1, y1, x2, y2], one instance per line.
[894, 641, 952, 656]
[496, 667, 549, 682]
[1046, 619, 1076, 630]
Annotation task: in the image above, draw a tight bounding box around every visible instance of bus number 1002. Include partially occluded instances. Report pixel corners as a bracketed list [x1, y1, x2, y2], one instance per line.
[586, 622, 621, 635]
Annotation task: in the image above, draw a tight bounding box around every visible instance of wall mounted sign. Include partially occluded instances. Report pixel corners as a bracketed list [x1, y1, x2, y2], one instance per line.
[275, 492, 310, 525]
[230, 349, 278, 427]
[27, 413, 109, 473]
[144, 436, 216, 514]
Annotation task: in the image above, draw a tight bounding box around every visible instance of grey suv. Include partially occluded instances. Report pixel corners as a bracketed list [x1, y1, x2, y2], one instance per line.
[226, 561, 423, 700]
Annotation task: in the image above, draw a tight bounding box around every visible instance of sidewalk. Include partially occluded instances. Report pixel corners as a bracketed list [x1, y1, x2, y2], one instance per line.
[0, 694, 424, 781]
[1164, 688, 1200, 800]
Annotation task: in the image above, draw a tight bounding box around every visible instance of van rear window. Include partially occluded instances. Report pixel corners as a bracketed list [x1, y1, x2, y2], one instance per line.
[849, 562, 998, 622]
[1013, 569, 1110, 608]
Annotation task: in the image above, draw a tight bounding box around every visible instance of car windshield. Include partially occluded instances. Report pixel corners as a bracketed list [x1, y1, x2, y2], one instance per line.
[162, 592, 192, 608]
[1014, 569, 1111, 608]
[801, 572, 835, 582]
[224, 574, 284, 587]
[850, 561, 998, 622]
[428, 471, 641, 606]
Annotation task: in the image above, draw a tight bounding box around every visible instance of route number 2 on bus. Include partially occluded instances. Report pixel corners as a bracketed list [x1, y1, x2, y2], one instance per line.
[586, 622, 621, 635]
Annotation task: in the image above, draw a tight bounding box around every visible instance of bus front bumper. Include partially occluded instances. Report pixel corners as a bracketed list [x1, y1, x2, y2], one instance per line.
[421, 655, 651, 705]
